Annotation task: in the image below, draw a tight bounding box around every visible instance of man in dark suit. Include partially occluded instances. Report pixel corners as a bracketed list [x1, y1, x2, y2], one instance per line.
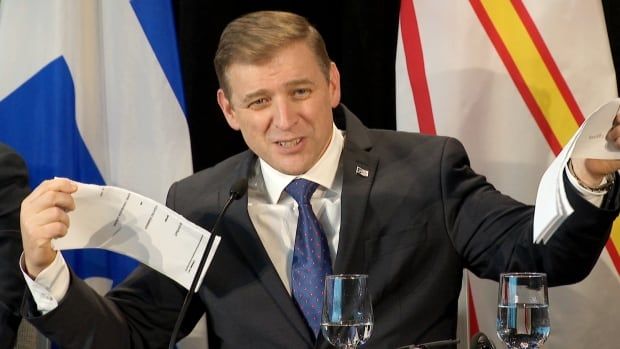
[17, 11, 620, 348]
[0, 143, 30, 348]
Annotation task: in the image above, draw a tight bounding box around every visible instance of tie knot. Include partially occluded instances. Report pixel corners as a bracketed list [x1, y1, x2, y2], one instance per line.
[285, 178, 318, 205]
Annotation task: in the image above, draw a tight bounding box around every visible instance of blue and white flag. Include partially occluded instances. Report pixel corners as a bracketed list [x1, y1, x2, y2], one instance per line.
[0, 0, 197, 345]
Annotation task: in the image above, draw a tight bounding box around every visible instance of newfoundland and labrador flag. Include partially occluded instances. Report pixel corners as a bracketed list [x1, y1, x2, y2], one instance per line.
[397, 0, 619, 348]
[0, 0, 202, 347]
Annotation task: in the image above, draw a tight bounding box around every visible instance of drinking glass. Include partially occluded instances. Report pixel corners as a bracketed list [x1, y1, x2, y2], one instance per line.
[321, 274, 373, 348]
[496, 272, 550, 348]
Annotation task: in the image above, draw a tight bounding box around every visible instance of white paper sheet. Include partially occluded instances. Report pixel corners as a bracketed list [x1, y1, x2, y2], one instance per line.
[534, 98, 620, 243]
[52, 182, 219, 292]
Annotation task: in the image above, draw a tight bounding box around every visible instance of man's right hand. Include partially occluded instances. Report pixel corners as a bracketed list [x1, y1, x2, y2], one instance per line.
[20, 178, 77, 278]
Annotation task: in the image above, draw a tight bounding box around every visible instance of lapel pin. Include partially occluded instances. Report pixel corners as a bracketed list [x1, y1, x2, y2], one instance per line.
[355, 165, 369, 177]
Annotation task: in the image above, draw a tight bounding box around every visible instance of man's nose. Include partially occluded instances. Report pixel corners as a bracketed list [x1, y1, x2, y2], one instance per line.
[273, 98, 298, 130]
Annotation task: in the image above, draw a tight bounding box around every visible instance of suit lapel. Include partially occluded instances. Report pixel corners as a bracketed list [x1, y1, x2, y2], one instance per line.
[219, 153, 314, 346]
[333, 141, 378, 273]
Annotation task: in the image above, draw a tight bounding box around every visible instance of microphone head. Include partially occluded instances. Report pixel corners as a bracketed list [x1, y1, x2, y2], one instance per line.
[229, 178, 248, 200]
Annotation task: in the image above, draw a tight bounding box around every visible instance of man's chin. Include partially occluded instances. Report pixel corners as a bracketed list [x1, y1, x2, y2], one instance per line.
[271, 160, 313, 176]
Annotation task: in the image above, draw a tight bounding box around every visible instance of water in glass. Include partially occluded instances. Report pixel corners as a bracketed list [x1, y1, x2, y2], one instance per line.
[321, 274, 373, 348]
[496, 272, 549, 349]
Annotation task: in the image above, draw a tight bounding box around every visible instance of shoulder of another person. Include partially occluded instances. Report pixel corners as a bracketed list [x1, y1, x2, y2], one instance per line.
[0, 143, 26, 167]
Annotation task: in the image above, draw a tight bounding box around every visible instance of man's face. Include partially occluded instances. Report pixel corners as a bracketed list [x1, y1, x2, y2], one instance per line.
[217, 41, 341, 175]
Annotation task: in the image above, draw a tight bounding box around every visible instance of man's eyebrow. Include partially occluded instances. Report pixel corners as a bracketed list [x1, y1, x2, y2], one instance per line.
[241, 89, 269, 105]
[284, 79, 316, 88]
[240, 79, 317, 104]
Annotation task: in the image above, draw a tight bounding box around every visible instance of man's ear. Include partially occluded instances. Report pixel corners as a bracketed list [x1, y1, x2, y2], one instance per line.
[217, 89, 240, 130]
[328, 62, 341, 108]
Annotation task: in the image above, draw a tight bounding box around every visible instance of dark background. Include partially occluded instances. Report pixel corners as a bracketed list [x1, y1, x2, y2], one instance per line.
[172, 0, 620, 172]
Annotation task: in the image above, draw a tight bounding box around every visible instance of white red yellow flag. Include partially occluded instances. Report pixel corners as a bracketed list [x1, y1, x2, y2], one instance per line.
[396, 1, 619, 347]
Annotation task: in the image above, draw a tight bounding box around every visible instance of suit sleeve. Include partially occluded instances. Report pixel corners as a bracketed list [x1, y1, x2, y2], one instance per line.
[22, 181, 205, 348]
[0, 144, 30, 348]
[441, 138, 619, 286]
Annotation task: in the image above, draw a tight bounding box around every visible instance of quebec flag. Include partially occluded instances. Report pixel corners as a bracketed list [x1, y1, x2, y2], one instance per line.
[0, 0, 201, 347]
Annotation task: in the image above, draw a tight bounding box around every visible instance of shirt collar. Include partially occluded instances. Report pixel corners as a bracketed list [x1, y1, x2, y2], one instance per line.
[259, 124, 344, 204]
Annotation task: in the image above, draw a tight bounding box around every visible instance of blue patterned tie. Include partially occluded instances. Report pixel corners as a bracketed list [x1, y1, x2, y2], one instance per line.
[285, 178, 333, 338]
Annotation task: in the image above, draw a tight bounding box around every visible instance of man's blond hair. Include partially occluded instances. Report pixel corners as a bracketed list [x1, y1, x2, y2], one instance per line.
[214, 11, 331, 97]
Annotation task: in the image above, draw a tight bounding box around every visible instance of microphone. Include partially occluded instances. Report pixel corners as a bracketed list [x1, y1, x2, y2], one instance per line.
[470, 332, 496, 349]
[168, 178, 248, 349]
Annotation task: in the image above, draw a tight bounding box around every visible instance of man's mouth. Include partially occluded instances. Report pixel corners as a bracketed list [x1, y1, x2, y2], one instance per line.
[276, 138, 302, 148]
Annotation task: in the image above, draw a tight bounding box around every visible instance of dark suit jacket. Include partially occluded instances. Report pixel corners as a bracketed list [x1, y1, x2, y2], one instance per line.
[0, 143, 30, 348]
[23, 105, 619, 348]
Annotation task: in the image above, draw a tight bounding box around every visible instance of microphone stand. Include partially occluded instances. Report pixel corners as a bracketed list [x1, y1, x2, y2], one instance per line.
[167, 179, 247, 349]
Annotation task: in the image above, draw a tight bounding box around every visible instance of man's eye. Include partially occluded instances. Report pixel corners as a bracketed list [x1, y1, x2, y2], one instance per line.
[292, 88, 311, 98]
[248, 97, 269, 109]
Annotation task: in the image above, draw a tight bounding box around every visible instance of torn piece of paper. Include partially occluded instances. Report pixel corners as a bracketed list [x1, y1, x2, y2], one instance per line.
[52, 182, 218, 291]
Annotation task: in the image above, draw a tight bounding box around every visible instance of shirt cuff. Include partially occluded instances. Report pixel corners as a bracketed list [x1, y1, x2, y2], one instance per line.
[20, 252, 70, 314]
[565, 164, 607, 207]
